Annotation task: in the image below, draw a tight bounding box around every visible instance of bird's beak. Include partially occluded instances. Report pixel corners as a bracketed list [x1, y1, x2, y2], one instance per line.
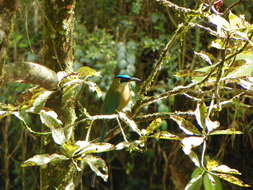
[130, 77, 141, 82]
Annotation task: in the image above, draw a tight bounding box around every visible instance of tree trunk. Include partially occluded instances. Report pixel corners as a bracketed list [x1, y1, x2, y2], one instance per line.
[0, 0, 19, 75]
[41, 0, 78, 189]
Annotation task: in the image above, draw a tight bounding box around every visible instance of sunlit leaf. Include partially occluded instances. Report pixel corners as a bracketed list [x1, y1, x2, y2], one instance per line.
[83, 155, 108, 182]
[185, 167, 204, 190]
[28, 90, 54, 113]
[77, 66, 100, 78]
[182, 137, 204, 155]
[237, 77, 253, 91]
[206, 117, 220, 133]
[145, 118, 162, 135]
[74, 141, 115, 155]
[208, 14, 229, 37]
[195, 102, 208, 130]
[51, 127, 66, 145]
[62, 80, 83, 105]
[0, 110, 9, 119]
[171, 115, 201, 135]
[40, 109, 65, 144]
[62, 143, 79, 157]
[203, 173, 223, 190]
[152, 131, 180, 140]
[115, 140, 145, 151]
[212, 164, 241, 175]
[40, 109, 63, 128]
[209, 129, 243, 135]
[206, 156, 219, 171]
[194, 51, 213, 65]
[216, 173, 250, 187]
[210, 39, 226, 50]
[229, 12, 250, 30]
[21, 153, 68, 167]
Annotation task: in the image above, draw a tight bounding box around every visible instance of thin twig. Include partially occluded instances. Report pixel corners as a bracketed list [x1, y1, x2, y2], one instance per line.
[116, 117, 128, 142]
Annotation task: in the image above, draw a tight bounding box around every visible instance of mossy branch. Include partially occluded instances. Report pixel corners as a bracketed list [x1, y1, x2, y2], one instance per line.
[1, 62, 59, 90]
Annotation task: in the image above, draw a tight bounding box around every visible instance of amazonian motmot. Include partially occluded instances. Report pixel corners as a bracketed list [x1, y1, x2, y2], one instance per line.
[92, 74, 141, 187]
[101, 74, 141, 115]
[100, 74, 141, 139]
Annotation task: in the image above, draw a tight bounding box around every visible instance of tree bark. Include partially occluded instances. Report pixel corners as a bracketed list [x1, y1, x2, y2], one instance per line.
[0, 0, 19, 75]
[41, 0, 78, 189]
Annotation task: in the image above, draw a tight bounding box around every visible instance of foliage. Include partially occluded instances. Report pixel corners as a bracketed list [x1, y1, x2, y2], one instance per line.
[1, 0, 253, 189]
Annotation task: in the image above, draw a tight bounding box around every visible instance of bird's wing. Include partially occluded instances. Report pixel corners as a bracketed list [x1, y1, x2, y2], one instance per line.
[101, 90, 120, 114]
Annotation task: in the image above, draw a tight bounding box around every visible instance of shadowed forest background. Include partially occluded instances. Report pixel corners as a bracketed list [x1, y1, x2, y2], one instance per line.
[1, 0, 253, 189]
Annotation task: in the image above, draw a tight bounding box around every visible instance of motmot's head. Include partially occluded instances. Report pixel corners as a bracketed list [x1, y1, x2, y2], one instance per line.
[113, 74, 141, 89]
[115, 74, 141, 83]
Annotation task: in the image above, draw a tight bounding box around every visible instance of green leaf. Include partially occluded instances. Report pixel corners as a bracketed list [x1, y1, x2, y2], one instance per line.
[195, 102, 208, 130]
[206, 117, 220, 133]
[171, 115, 201, 135]
[209, 129, 243, 135]
[145, 118, 162, 135]
[40, 109, 65, 144]
[203, 173, 223, 190]
[115, 140, 145, 151]
[28, 90, 54, 113]
[77, 66, 100, 78]
[0, 110, 9, 119]
[152, 131, 180, 140]
[51, 127, 66, 145]
[74, 141, 115, 155]
[182, 137, 203, 167]
[62, 79, 83, 105]
[21, 153, 68, 167]
[182, 137, 204, 155]
[229, 12, 250, 30]
[185, 167, 204, 190]
[194, 51, 213, 65]
[211, 165, 241, 175]
[216, 173, 250, 187]
[83, 155, 108, 182]
[40, 109, 63, 128]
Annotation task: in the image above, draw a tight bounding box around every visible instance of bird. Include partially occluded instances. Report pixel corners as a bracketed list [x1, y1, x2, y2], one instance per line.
[101, 74, 141, 115]
[91, 75, 141, 187]
[99, 74, 141, 141]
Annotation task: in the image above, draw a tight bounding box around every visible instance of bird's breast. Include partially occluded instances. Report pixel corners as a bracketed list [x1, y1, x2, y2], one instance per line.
[117, 83, 131, 111]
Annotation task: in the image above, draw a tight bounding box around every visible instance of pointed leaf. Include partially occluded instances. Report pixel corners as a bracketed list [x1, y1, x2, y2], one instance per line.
[51, 127, 66, 145]
[74, 141, 115, 155]
[28, 91, 54, 113]
[171, 115, 201, 135]
[182, 137, 204, 155]
[209, 129, 243, 135]
[152, 131, 180, 140]
[206, 117, 220, 133]
[211, 165, 241, 175]
[83, 155, 108, 182]
[145, 118, 162, 135]
[77, 66, 100, 78]
[185, 167, 204, 190]
[194, 51, 213, 65]
[40, 109, 63, 128]
[0, 111, 9, 119]
[195, 102, 208, 130]
[216, 173, 250, 187]
[115, 140, 145, 151]
[21, 154, 68, 167]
